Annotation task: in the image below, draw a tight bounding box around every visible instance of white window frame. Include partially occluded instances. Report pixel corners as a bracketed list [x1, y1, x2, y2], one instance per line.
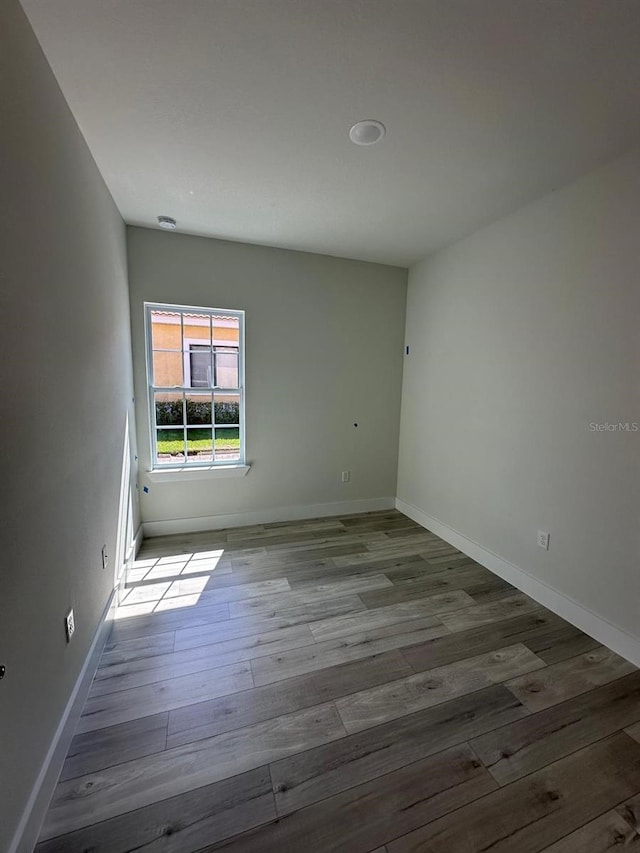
[145, 302, 246, 471]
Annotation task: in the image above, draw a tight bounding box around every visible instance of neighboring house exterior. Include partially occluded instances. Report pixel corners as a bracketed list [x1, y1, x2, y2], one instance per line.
[151, 310, 240, 389]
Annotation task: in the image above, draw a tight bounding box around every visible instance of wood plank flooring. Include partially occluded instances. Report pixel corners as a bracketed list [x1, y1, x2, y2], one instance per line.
[36, 510, 640, 853]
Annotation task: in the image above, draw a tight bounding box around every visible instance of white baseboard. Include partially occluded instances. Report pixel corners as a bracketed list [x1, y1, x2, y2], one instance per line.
[396, 497, 640, 668]
[131, 523, 144, 558]
[9, 587, 118, 853]
[117, 523, 145, 604]
[142, 496, 396, 537]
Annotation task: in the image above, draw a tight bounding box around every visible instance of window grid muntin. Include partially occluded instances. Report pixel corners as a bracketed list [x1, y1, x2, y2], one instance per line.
[146, 303, 245, 468]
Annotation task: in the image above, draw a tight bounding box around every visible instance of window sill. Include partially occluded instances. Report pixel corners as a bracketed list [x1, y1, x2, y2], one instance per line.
[146, 464, 250, 482]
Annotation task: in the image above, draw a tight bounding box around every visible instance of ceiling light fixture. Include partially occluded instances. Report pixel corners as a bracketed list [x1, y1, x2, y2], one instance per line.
[349, 119, 386, 146]
[157, 215, 177, 230]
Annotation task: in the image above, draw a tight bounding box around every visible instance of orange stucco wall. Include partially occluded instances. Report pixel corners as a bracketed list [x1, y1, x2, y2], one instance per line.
[151, 316, 239, 387]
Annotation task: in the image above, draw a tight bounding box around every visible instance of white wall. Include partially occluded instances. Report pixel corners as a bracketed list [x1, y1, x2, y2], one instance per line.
[0, 2, 138, 849]
[127, 226, 407, 531]
[398, 149, 640, 650]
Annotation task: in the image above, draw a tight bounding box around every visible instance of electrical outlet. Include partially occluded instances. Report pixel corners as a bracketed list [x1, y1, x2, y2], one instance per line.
[102, 544, 108, 570]
[341, 470, 351, 483]
[65, 609, 75, 642]
[537, 530, 550, 550]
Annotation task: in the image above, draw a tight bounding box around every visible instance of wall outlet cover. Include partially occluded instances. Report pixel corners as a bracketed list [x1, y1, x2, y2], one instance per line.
[65, 609, 75, 642]
[537, 530, 550, 550]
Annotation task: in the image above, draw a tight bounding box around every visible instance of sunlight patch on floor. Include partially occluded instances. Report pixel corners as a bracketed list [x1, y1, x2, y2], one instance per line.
[114, 549, 227, 620]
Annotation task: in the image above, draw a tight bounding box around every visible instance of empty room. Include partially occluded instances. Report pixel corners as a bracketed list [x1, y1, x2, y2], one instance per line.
[3, 0, 640, 851]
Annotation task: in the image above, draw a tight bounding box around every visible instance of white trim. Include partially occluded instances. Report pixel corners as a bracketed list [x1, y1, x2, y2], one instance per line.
[396, 497, 640, 668]
[144, 302, 246, 469]
[142, 496, 395, 537]
[146, 464, 250, 482]
[131, 522, 144, 559]
[9, 587, 118, 853]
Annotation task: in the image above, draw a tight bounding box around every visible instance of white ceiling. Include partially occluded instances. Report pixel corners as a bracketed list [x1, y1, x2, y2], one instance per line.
[22, 0, 640, 266]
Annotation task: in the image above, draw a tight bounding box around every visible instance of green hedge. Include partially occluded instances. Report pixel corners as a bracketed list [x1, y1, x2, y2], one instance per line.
[157, 427, 240, 452]
[156, 399, 239, 426]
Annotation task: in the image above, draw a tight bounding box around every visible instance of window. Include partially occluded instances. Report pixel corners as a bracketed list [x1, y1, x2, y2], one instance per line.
[145, 303, 245, 468]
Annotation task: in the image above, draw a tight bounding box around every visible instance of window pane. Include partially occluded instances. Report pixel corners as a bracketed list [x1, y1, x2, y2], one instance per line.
[183, 313, 211, 348]
[186, 393, 212, 425]
[214, 393, 240, 426]
[214, 347, 239, 388]
[151, 310, 182, 350]
[156, 428, 185, 464]
[155, 393, 183, 426]
[213, 314, 240, 347]
[187, 427, 213, 462]
[215, 427, 240, 461]
[153, 351, 183, 387]
[188, 345, 211, 388]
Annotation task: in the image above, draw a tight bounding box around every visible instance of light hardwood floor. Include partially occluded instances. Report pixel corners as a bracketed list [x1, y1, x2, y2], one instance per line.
[36, 510, 640, 852]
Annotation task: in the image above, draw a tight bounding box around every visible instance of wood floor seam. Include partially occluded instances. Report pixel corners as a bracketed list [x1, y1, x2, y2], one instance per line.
[269, 724, 500, 821]
[470, 679, 640, 789]
[486, 724, 640, 791]
[537, 797, 640, 853]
